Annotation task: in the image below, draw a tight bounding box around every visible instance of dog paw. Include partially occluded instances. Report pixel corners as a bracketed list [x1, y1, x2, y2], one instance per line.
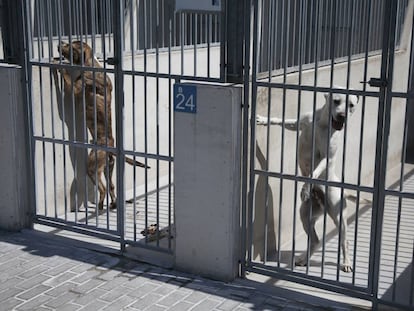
[342, 263, 353, 273]
[301, 183, 311, 201]
[295, 255, 308, 267]
[256, 115, 268, 125]
[109, 202, 117, 210]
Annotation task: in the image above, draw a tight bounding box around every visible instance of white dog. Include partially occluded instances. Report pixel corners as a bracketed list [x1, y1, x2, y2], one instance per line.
[256, 91, 359, 272]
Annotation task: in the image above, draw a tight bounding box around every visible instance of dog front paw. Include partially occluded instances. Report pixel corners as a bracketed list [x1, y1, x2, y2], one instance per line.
[301, 183, 311, 201]
[256, 115, 268, 125]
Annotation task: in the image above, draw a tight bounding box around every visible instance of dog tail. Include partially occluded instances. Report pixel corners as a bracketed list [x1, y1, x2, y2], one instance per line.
[345, 192, 372, 205]
[125, 156, 150, 169]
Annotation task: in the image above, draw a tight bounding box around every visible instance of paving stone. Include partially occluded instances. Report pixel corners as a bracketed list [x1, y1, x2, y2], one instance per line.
[191, 298, 222, 311]
[100, 286, 132, 302]
[102, 295, 137, 311]
[79, 299, 108, 311]
[96, 269, 121, 281]
[0, 286, 24, 301]
[72, 288, 108, 306]
[43, 271, 78, 287]
[130, 292, 162, 309]
[44, 262, 78, 277]
[15, 294, 52, 311]
[44, 291, 80, 308]
[71, 269, 103, 284]
[58, 303, 83, 311]
[0, 277, 22, 291]
[18, 265, 51, 279]
[70, 263, 96, 274]
[99, 276, 129, 291]
[123, 276, 148, 289]
[217, 298, 243, 311]
[127, 283, 161, 299]
[44, 282, 77, 297]
[167, 301, 194, 311]
[151, 283, 178, 296]
[73, 279, 105, 294]
[1, 297, 24, 310]
[157, 290, 188, 307]
[144, 305, 167, 311]
[17, 284, 52, 300]
[183, 291, 207, 303]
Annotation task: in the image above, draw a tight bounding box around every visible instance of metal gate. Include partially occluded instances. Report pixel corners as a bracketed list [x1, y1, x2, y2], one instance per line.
[22, 0, 225, 255]
[244, 0, 414, 309]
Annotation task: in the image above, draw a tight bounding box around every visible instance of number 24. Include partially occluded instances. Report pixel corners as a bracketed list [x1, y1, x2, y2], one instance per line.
[176, 93, 195, 111]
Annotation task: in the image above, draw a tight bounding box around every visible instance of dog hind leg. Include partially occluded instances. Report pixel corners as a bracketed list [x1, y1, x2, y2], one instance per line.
[104, 154, 116, 209]
[296, 188, 324, 267]
[87, 150, 107, 210]
[327, 195, 352, 273]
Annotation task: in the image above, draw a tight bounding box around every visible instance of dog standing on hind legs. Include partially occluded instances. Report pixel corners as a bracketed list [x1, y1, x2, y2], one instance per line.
[256, 91, 360, 272]
[53, 41, 149, 211]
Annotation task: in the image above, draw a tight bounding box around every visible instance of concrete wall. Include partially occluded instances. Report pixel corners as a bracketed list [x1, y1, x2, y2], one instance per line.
[0, 65, 31, 230]
[174, 83, 242, 281]
[252, 3, 414, 261]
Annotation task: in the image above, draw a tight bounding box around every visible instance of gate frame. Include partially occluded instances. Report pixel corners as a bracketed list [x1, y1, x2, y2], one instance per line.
[241, 0, 411, 309]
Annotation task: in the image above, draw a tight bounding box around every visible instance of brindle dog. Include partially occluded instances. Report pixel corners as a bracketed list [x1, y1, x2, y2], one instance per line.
[54, 41, 148, 210]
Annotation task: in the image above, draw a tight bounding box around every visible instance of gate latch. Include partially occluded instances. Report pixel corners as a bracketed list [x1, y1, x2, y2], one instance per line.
[360, 78, 388, 88]
[105, 57, 119, 66]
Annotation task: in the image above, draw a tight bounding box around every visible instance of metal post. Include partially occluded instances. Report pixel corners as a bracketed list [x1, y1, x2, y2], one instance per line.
[1, 0, 25, 65]
[370, 0, 398, 308]
[113, 0, 126, 252]
[225, 0, 246, 83]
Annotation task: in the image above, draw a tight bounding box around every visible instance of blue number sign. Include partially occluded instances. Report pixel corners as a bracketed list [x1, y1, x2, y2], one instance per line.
[174, 84, 197, 113]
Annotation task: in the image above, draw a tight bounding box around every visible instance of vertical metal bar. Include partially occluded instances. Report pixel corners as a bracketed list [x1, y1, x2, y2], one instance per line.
[155, 0, 161, 246]
[143, 0, 149, 245]
[262, 0, 274, 265]
[291, 0, 305, 271]
[241, 0, 252, 277]
[167, 0, 173, 250]
[129, 0, 137, 242]
[56, 0, 69, 221]
[180, 12, 184, 75]
[371, 0, 398, 307]
[247, 0, 260, 265]
[354, 0, 373, 285]
[339, 0, 356, 282]
[193, 13, 197, 76]
[22, 0, 38, 228]
[113, 0, 126, 251]
[46, 0, 58, 219]
[278, 0, 290, 268]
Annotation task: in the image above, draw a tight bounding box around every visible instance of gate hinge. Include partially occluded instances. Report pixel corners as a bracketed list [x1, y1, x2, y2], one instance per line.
[360, 78, 388, 88]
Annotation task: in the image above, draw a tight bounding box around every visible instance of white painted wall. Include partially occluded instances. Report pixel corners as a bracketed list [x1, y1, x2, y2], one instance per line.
[252, 3, 414, 261]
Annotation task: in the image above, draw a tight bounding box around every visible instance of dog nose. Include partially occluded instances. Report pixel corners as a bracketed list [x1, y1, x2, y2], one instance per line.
[336, 113, 346, 123]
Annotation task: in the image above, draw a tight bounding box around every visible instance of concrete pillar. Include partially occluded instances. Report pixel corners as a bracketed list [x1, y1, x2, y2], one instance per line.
[174, 83, 242, 281]
[0, 64, 31, 231]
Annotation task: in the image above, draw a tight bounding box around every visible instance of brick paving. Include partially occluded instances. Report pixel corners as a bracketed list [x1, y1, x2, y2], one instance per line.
[0, 230, 364, 311]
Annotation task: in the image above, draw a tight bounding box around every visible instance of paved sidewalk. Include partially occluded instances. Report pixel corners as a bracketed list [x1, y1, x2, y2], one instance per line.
[0, 230, 366, 311]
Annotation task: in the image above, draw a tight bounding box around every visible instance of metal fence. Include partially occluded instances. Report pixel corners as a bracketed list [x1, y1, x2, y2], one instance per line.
[24, 0, 224, 255]
[5, 0, 413, 309]
[245, 0, 414, 309]
[257, 0, 408, 74]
